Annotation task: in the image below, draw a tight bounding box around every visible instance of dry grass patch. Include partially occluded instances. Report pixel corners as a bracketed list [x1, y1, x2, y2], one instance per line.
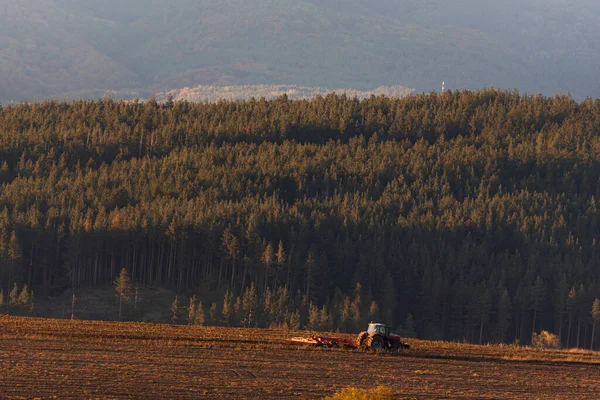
[324, 386, 396, 400]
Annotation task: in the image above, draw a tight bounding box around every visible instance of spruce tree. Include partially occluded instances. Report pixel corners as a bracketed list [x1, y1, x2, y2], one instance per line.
[18, 284, 30, 306]
[351, 283, 362, 330]
[221, 291, 234, 326]
[242, 283, 257, 327]
[233, 296, 243, 326]
[576, 284, 586, 348]
[319, 305, 332, 332]
[286, 309, 300, 330]
[171, 296, 181, 324]
[368, 301, 379, 323]
[114, 268, 132, 320]
[209, 302, 219, 325]
[274, 286, 289, 325]
[262, 287, 274, 327]
[133, 284, 140, 312]
[566, 287, 577, 347]
[195, 302, 205, 326]
[8, 283, 19, 308]
[496, 289, 511, 343]
[307, 302, 320, 331]
[188, 296, 197, 325]
[531, 276, 545, 334]
[275, 241, 286, 287]
[591, 299, 600, 350]
[402, 313, 417, 338]
[28, 290, 35, 314]
[7, 233, 21, 283]
[262, 243, 274, 294]
[338, 296, 350, 332]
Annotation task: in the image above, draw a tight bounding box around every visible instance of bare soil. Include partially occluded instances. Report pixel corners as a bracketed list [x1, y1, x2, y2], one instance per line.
[1, 316, 599, 399]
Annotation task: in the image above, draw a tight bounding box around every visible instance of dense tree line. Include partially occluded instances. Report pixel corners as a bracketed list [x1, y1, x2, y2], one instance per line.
[1, 90, 600, 348]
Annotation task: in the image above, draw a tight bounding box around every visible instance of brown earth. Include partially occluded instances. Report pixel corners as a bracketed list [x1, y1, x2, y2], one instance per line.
[1, 316, 599, 399]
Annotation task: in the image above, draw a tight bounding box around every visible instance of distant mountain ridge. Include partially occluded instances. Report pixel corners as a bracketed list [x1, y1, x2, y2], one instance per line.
[155, 84, 415, 103]
[0, 0, 599, 101]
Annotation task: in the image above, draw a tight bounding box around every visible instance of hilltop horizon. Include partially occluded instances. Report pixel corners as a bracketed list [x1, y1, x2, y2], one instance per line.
[0, 0, 599, 102]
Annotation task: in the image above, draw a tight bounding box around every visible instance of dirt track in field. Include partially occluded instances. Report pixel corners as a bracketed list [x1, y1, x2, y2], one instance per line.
[1, 316, 599, 399]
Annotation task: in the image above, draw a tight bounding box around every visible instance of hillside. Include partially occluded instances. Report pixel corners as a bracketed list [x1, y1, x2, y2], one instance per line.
[1, 0, 599, 101]
[1, 90, 600, 348]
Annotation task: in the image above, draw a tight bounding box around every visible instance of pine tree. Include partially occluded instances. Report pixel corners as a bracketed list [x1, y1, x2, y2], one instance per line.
[531, 276, 545, 334]
[351, 283, 362, 330]
[338, 296, 350, 332]
[133, 284, 140, 312]
[304, 252, 315, 299]
[71, 293, 76, 320]
[188, 296, 205, 326]
[368, 301, 379, 323]
[576, 284, 586, 348]
[28, 290, 35, 314]
[402, 313, 416, 338]
[496, 289, 511, 343]
[262, 287, 275, 327]
[18, 284, 30, 306]
[8, 283, 19, 307]
[591, 298, 600, 350]
[554, 275, 568, 343]
[195, 302, 205, 326]
[0, 161, 9, 183]
[275, 241, 286, 288]
[114, 268, 132, 320]
[242, 283, 257, 327]
[171, 296, 181, 324]
[307, 301, 320, 331]
[477, 284, 492, 344]
[262, 243, 274, 294]
[274, 286, 289, 325]
[188, 296, 197, 325]
[221, 290, 234, 326]
[209, 302, 219, 325]
[0, 288, 4, 313]
[233, 296, 243, 326]
[566, 287, 577, 348]
[381, 272, 397, 327]
[221, 228, 239, 287]
[7, 233, 21, 282]
[286, 310, 300, 330]
[319, 305, 332, 332]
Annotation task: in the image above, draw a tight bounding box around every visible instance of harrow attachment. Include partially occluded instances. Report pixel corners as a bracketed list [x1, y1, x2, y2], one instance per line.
[286, 336, 358, 349]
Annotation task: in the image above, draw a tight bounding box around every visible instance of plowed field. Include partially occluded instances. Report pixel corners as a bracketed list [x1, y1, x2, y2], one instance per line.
[1, 316, 599, 399]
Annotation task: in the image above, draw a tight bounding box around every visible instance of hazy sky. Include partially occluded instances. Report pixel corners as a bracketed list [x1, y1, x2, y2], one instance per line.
[0, 0, 598, 100]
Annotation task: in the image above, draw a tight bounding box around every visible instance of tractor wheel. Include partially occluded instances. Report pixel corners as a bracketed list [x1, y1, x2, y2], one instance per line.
[368, 335, 384, 351]
[392, 341, 403, 353]
[356, 334, 366, 350]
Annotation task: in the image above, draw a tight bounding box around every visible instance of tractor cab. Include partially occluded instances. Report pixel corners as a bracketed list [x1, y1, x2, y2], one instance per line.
[357, 322, 409, 352]
[367, 323, 390, 337]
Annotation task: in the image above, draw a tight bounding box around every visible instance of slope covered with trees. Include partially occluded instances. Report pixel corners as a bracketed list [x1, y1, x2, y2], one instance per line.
[0, 90, 600, 348]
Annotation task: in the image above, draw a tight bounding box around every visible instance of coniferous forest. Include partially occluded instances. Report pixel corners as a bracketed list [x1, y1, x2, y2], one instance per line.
[1, 90, 600, 348]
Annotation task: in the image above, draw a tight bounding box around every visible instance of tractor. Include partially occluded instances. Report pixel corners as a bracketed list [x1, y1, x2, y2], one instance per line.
[356, 322, 410, 352]
[287, 321, 410, 352]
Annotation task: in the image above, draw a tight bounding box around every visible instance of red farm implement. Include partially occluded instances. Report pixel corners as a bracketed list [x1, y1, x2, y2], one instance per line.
[287, 335, 357, 348]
